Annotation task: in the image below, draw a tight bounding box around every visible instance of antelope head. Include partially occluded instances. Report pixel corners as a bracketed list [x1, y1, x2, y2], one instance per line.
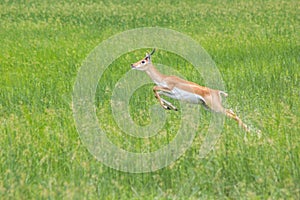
[131, 48, 156, 71]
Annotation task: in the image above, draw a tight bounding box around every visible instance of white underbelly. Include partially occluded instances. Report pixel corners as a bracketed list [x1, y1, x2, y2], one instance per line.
[160, 87, 206, 104]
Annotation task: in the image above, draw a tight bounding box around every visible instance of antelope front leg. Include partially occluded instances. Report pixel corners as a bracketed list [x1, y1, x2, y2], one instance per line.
[160, 97, 178, 111]
[153, 86, 177, 111]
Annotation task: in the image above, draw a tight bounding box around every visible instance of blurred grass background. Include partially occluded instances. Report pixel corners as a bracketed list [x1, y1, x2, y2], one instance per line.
[0, 0, 299, 199]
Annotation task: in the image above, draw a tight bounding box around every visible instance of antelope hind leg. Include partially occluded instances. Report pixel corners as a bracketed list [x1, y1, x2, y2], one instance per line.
[225, 109, 249, 132]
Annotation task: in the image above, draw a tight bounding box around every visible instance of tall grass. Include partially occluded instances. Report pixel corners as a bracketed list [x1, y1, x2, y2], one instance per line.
[0, 0, 299, 199]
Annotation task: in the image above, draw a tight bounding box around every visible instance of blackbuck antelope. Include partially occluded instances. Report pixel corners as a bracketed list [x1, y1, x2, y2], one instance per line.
[131, 49, 249, 132]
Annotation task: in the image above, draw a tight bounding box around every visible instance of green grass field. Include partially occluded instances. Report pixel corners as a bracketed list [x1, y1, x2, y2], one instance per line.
[1, 0, 299, 199]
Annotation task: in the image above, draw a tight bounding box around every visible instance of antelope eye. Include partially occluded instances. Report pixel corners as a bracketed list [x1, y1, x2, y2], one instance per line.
[141, 60, 145, 64]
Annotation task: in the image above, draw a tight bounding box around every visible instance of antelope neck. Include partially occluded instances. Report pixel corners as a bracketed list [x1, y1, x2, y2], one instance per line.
[145, 64, 166, 84]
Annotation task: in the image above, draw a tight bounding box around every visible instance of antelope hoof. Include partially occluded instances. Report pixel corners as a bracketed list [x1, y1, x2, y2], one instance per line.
[163, 102, 177, 111]
[162, 105, 171, 110]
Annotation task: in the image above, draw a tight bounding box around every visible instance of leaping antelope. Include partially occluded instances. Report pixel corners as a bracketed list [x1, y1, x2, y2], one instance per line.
[131, 49, 249, 132]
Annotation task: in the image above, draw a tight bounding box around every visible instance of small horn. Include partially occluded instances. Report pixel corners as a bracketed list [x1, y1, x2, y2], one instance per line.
[150, 48, 156, 55]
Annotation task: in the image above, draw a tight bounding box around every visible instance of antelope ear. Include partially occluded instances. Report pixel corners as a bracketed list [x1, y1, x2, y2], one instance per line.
[145, 52, 151, 60]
